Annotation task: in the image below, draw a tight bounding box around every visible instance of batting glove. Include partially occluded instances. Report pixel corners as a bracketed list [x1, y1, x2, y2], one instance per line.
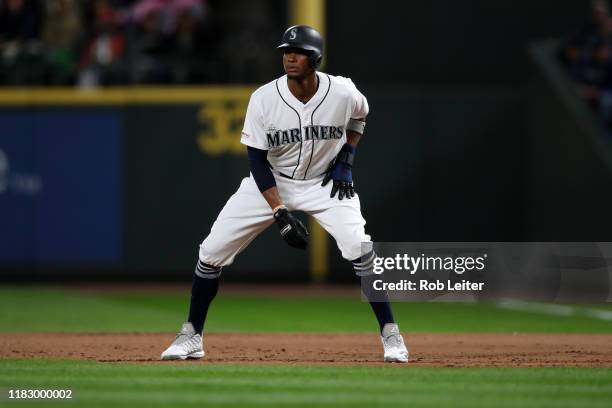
[273, 207, 309, 249]
[321, 144, 356, 200]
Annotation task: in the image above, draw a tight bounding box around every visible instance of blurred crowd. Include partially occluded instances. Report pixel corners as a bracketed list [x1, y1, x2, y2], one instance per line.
[0, 0, 215, 86]
[562, 0, 612, 133]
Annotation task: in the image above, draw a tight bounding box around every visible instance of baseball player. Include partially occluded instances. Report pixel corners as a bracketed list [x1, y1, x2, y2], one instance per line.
[161, 25, 408, 363]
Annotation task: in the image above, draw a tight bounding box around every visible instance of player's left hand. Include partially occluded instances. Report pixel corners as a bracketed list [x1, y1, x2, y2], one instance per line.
[322, 166, 355, 200]
[332, 179, 355, 200]
[322, 148, 356, 200]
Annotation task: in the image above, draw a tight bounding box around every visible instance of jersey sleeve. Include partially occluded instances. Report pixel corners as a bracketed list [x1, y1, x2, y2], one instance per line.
[332, 75, 369, 119]
[240, 93, 270, 150]
[350, 84, 369, 120]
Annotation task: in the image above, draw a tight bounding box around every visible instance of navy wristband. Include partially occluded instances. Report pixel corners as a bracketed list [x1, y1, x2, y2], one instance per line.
[337, 143, 356, 166]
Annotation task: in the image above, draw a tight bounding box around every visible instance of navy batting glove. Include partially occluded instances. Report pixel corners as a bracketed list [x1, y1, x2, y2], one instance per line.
[321, 144, 356, 200]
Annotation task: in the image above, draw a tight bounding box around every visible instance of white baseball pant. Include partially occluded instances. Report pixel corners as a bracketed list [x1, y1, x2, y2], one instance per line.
[198, 173, 371, 268]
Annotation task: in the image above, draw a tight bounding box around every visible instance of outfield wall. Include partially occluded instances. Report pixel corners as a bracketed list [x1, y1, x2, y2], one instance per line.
[0, 87, 526, 281]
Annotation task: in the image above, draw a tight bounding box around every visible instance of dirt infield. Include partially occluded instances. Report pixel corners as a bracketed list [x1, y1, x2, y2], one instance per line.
[2, 332, 612, 367]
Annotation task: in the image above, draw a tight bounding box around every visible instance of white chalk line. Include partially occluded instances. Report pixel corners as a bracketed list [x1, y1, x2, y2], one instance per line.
[497, 299, 612, 322]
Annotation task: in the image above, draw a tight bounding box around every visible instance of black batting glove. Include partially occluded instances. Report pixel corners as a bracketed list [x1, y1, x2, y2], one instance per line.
[273, 207, 309, 249]
[321, 144, 356, 200]
[331, 180, 355, 200]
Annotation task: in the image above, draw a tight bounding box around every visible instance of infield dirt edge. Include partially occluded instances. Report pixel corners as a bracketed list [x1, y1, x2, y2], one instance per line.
[2, 332, 612, 368]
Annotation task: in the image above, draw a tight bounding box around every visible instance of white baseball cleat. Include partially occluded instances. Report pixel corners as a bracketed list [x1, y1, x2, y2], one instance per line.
[160, 322, 205, 360]
[381, 323, 409, 363]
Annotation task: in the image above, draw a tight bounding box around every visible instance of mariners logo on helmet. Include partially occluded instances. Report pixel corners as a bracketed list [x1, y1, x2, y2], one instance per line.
[277, 25, 323, 69]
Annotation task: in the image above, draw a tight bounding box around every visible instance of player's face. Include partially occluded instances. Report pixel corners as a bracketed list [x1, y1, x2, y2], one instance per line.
[282, 48, 313, 79]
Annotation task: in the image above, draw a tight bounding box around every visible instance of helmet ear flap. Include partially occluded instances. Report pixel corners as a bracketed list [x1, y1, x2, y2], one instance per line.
[310, 54, 322, 69]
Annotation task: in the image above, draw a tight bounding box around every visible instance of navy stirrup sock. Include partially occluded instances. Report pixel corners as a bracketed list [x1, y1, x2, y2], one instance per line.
[187, 261, 221, 335]
[353, 252, 395, 333]
[361, 274, 395, 333]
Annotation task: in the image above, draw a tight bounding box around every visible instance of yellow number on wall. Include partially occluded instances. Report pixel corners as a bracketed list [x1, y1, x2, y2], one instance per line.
[197, 100, 248, 156]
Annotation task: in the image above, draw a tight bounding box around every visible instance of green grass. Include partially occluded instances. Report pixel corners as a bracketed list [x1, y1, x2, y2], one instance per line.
[0, 359, 611, 408]
[0, 286, 611, 333]
[1, 286, 611, 407]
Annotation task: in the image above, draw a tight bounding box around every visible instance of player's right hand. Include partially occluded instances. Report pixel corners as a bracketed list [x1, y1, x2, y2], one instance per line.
[273, 207, 309, 249]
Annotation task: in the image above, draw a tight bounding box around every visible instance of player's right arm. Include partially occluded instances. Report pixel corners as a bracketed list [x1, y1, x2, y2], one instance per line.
[246, 146, 282, 209]
[242, 93, 309, 249]
[241, 92, 281, 206]
[247, 146, 307, 248]
[261, 188, 283, 210]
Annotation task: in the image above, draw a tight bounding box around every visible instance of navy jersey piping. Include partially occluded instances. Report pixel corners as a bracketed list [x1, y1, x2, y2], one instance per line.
[275, 79, 302, 179]
[303, 74, 331, 180]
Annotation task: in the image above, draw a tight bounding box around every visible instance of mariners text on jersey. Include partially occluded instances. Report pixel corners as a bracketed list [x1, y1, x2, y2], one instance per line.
[266, 125, 345, 148]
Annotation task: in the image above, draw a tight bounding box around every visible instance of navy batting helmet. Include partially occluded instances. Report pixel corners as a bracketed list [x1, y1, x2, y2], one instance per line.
[277, 25, 323, 69]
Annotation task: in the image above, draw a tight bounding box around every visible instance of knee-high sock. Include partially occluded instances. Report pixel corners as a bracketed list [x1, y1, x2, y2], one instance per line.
[361, 274, 395, 333]
[353, 252, 395, 333]
[187, 260, 221, 335]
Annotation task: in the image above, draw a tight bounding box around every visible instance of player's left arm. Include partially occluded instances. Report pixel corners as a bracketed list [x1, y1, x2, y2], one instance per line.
[322, 80, 368, 199]
[322, 116, 366, 200]
[346, 127, 362, 147]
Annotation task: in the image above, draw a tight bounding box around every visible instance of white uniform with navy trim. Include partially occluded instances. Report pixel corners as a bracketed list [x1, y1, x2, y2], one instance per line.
[198, 72, 371, 269]
[241, 72, 368, 179]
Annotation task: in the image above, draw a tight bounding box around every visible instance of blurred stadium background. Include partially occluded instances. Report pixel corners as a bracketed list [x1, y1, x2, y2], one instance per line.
[2, 1, 612, 407]
[2, 0, 612, 284]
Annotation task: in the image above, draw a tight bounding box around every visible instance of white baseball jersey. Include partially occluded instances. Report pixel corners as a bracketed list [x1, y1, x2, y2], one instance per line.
[240, 72, 369, 180]
[198, 72, 372, 269]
